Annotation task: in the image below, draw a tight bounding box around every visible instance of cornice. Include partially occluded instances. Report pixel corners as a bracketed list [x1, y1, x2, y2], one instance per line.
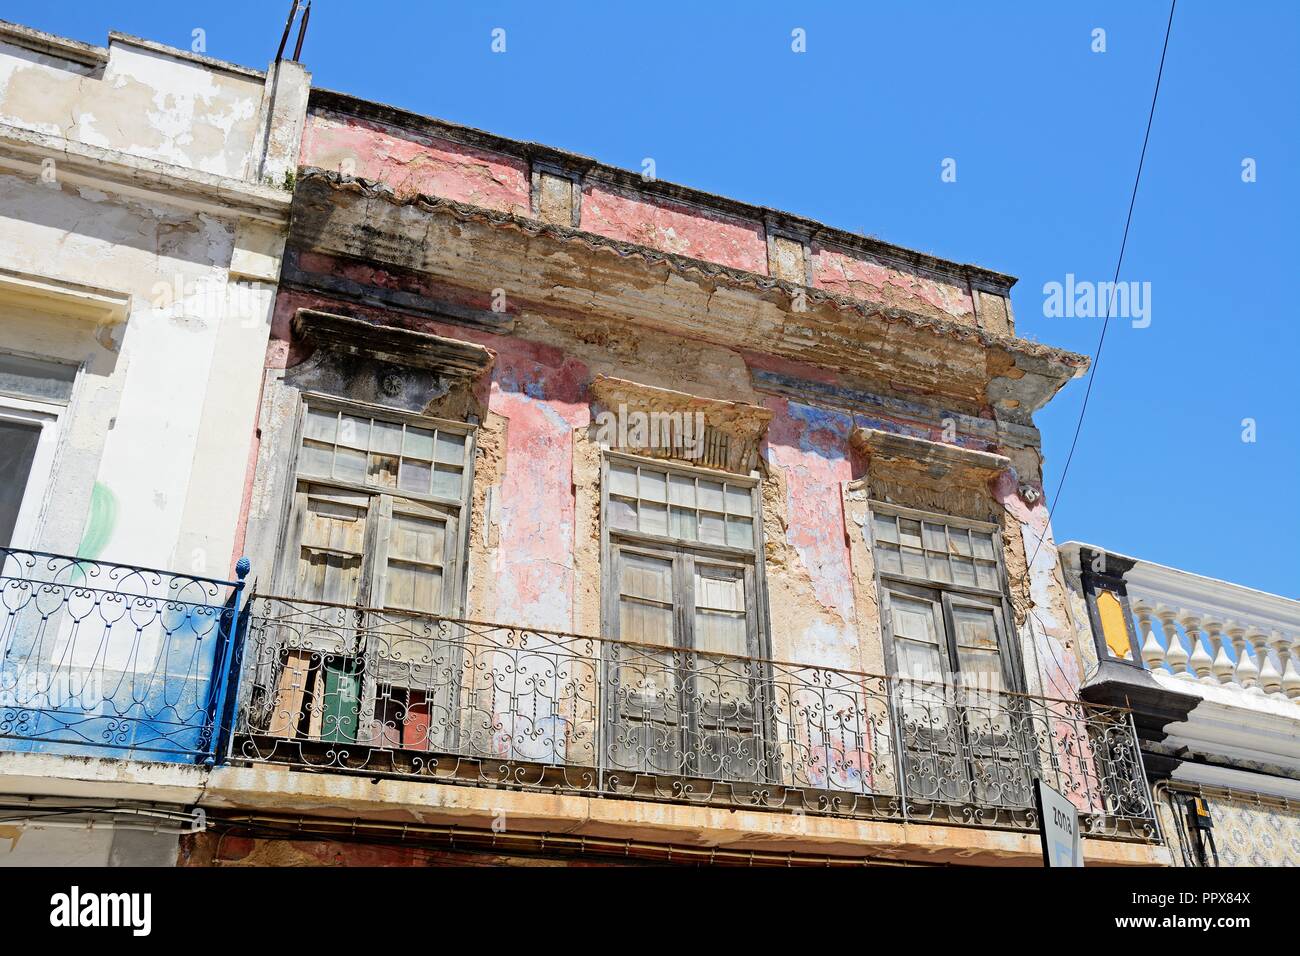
[307, 89, 1019, 292]
[0, 123, 292, 224]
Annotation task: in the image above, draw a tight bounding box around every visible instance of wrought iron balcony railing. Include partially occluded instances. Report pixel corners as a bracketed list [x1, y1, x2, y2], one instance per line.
[230, 596, 1158, 840]
[0, 548, 248, 763]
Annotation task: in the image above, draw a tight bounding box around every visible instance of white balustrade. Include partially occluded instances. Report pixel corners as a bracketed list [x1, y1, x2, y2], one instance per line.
[1123, 565, 1299, 703]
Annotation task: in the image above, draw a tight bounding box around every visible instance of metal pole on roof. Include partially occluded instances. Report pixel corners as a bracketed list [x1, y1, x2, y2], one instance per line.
[275, 0, 301, 62]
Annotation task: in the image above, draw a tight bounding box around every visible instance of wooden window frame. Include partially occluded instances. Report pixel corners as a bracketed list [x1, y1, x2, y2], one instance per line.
[263, 395, 478, 750]
[868, 502, 1024, 693]
[272, 394, 477, 615]
[599, 450, 775, 782]
[868, 501, 1033, 807]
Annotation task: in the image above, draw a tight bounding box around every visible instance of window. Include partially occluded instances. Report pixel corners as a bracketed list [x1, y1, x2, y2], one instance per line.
[602, 453, 769, 782]
[0, 353, 75, 548]
[869, 504, 1029, 808]
[265, 398, 474, 751]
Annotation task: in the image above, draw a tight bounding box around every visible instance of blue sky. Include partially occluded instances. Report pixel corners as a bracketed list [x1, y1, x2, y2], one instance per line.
[9, 1, 1297, 597]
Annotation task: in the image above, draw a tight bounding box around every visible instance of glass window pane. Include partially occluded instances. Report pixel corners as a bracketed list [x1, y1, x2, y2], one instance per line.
[724, 485, 752, 516]
[0, 352, 76, 403]
[404, 426, 435, 460]
[926, 553, 952, 583]
[975, 560, 998, 590]
[431, 463, 462, 498]
[725, 516, 752, 548]
[398, 459, 432, 495]
[922, 522, 946, 552]
[668, 474, 695, 506]
[609, 496, 637, 530]
[872, 514, 898, 543]
[367, 453, 399, 488]
[698, 480, 725, 512]
[899, 519, 922, 548]
[699, 511, 726, 545]
[338, 415, 370, 450]
[639, 468, 667, 503]
[334, 446, 366, 482]
[876, 543, 902, 574]
[372, 419, 403, 455]
[0, 419, 40, 546]
[971, 531, 996, 559]
[669, 507, 697, 541]
[949, 528, 972, 556]
[901, 546, 926, 577]
[435, 430, 466, 465]
[639, 501, 668, 536]
[303, 408, 337, 442]
[300, 440, 334, 476]
[951, 556, 977, 586]
[610, 463, 638, 497]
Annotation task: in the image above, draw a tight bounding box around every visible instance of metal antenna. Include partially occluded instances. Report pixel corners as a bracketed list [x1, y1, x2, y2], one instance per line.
[292, 1, 312, 62]
[275, 0, 302, 63]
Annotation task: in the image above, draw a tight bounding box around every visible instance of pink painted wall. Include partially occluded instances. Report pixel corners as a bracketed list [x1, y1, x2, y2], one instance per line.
[812, 244, 975, 321]
[762, 397, 859, 669]
[488, 347, 590, 632]
[300, 114, 530, 213]
[579, 183, 769, 274]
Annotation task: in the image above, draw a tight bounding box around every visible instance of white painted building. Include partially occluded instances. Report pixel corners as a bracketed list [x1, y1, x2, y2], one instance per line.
[0, 20, 310, 866]
[1061, 541, 1300, 867]
[0, 20, 308, 576]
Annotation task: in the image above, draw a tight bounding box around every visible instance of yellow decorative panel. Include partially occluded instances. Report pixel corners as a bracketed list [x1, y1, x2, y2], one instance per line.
[1096, 590, 1133, 660]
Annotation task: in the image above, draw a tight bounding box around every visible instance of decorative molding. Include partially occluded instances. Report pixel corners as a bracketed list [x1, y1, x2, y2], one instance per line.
[589, 374, 771, 474]
[0, 122, 291, 224]
[0, 267, 130, 325]
[851, 426, 1010, 477]
[291, 309, 494, 380]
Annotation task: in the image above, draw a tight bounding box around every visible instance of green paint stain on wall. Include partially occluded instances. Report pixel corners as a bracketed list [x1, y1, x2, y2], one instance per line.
[77, 481, 117, 560]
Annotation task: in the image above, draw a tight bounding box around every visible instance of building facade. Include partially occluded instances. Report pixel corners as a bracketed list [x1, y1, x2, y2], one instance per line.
[0, 20, 308, 865]
[1062, 542, 1300, 867]
[9, 17, 1288, 868]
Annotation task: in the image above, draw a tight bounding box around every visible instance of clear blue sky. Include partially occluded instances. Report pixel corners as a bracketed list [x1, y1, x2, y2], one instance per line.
[9, 1, 1297, 598]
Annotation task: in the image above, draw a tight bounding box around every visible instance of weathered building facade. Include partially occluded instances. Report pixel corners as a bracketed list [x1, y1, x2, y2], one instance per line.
[0, 18, 1230, 868]
[195, 87, 1168, 866]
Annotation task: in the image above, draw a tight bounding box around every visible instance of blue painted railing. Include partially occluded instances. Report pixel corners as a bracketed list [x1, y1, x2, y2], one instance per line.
[0, 548, 248, 764]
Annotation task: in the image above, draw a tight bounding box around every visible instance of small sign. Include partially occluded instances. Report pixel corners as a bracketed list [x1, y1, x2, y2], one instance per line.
[1034, 779, 1083, 867]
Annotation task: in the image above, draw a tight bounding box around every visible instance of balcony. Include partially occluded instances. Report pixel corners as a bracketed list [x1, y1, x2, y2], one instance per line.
[229, 595, 1159, 841]
[0, 548, 248, 763]
[1125, 565, 1300, 701]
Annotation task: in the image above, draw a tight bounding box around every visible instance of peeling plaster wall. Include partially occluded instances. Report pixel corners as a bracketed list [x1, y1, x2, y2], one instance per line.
[579, 182, 769, 274]
[300, 112, 530, 212]
[0, 38, 264, 179]
[487, 350, 590, 631]
[0, 30, 301, 579]
[812, 244, 976, 325]
[251, 243, 1077, 702]
[294, 108, 1017, 333]
[761, 397, 859, 669]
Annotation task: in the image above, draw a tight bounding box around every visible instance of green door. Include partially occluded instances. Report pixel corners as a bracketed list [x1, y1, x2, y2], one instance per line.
[321, 657, 361, 743]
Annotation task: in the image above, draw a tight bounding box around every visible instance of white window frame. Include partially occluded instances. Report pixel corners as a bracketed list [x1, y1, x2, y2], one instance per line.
[0, 395, 62, 550]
